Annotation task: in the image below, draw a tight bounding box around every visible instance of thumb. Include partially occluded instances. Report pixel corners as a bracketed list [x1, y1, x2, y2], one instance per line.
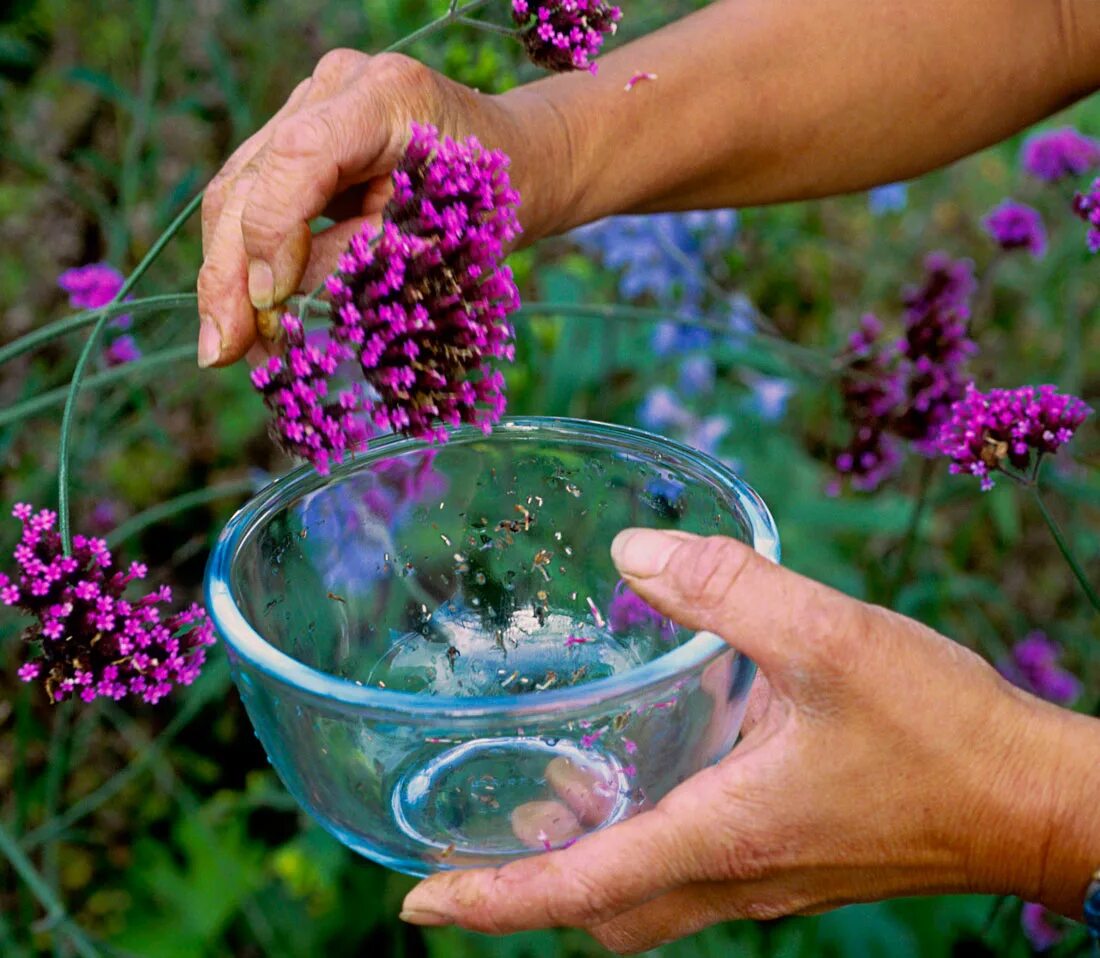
[610, 528, 857, 687]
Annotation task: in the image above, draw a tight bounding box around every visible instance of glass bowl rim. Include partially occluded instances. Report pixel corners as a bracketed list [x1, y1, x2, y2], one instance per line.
[204, 417, 780, 719]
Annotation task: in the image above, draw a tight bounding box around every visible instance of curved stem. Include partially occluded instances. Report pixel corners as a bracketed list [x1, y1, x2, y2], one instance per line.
[56, 192, 203, 554]
[385, 0, 494, 52]
[883, 457, 937, 605]
[0, 345, 195, 431]
[105, 478, 256, 547]
[1031, 483, 1100, 615]
[0, 293, 197, 367]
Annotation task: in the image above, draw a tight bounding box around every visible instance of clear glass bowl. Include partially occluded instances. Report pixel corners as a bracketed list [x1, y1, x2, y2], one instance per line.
[205, 418, 779, 876]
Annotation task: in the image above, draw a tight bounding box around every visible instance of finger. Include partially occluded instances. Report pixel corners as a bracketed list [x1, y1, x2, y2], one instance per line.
[239, 83, 403, 311]
[609, 529, 861, 690]
[740, 673, 772, 737]
[201, 78, 314, 256]
[545, 756, 618, 827]
[399, 803, 692, 934]
[510, 800, 582, 849]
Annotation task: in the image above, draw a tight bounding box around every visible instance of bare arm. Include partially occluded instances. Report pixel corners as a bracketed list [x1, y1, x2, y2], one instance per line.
[511, 0, 1100, 238]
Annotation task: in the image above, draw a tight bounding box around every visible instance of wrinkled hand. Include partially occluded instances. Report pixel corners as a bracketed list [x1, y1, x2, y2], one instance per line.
[196, 49, 552, 368]
[399, 528, 1067, 953]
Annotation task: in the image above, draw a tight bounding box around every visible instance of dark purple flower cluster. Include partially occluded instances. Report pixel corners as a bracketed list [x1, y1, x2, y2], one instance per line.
[2, 504, 215, 704]
[935, 383, 1091, 490]
[998, 632, 1080, 706]
[834, 255, 977, 490]
[1073, 177, 1100, 253]
[1020, 127, 1100, 183]
[512, 0, 621, 74]
[325, 123, 520, 444]
[607, 580, 676, 640]
[981, 200, 1048, 258]
[251, 315, 366, 475]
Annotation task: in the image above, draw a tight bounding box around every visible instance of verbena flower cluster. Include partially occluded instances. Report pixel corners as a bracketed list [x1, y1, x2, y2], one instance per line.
[998, 631, 1080, 706]
[982, 200, 1047, 258]
[1021, 902, 1068, 953]
[252, 123, 521, 473]
[58, 262, 137, 362]
[511, 0, 621, 73]
[935, 383, 1091, 490]
[1073, 177, 1100, 253]
[2, 504, 215, 703]
[835, 253, 977, 490]
[1020, 127, 1100, 183]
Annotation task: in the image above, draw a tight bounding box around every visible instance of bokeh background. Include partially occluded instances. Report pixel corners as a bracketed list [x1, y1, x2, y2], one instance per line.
[1, 0, 1098, 955]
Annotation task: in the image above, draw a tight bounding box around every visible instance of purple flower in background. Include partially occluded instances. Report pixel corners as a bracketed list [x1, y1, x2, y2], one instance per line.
[512, 0, 621, 73]
[749, 376, 793, 421]
[608, 580, 675, 640]
[1073, 177, 1100, 253]
[1020, 127, 1100, 183]
[935, 383, 1091, 490]
[639, 386, 729, 455]
[87, 500, 121, 536]
[868, 183, 909, 215]
[1021, 902, 1067, 952]
[982, 200, 1048, 258]
[678, 355, 715, 396]
[103, 335, 142, 367]
[998, 632, 1080, 706]
[58, 262, 131, 328]
[2, 504, 215, 704]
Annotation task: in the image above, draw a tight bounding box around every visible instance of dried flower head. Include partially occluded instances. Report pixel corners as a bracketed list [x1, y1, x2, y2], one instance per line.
[2, 504, 215, 704]
[1020, 127, 1100, 183]
[935, 383, 1091, 490]
[512, 0, 621, 73]
[1073, 177, 1100, 254]
[982, 200, 1048, 258]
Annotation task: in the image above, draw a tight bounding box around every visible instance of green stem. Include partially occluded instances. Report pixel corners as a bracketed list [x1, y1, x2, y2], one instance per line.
[385, 0, 494, 52]
[105, 478, 256, 547]
[883, 458, 937, 605]
[0, 345, 195, 431]
[456, 16, 522, 38]
[0, 294, 198, 367]
[55, 191, 203, 555]
[1031, 484, 1100, 615]
[0, 821, 101, 958]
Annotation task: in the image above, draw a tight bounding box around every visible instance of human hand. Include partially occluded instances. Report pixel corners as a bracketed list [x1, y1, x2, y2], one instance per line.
[196, 49, 568, 368]
[398, 527, 1090, 952]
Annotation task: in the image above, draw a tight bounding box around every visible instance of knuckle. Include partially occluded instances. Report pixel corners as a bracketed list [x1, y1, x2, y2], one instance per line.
[312, 47, 368, 85]
[369, 51, 431, 89]
[671, 536, 754, 612]
[270, 110, 335, 161]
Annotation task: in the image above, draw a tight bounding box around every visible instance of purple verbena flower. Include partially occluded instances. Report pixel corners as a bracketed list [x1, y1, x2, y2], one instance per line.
[982, 200, 1048, 258]
[512, 0, 621, 73]
[607, 580, 675, 640]
[2, 504, 215, 704]
[998, 632, 1080, 706]
[57, 262, 132, 328]
[103, 334, 142, 367]
[324, 123, 521, 446]
[1073, 177, 1100, 253]
[1021, 902, 1067, 952]
[1020, 127, 1100, 183]
[935, 383, 1092, 490]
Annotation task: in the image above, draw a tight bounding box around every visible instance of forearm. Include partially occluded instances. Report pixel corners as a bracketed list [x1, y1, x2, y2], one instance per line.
[499, 0, 1100, 240]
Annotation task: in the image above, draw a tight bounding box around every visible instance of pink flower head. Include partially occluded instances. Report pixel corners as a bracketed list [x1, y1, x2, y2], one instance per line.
[512, 0, 621, 73]
[1020, 127, 1100, 183]
[4, 504, 216, 704]
[1073, 177, 1100, 254]
[935, 383, 1091, 490]
[58, 262, 132, 328]
[982, 200, 1047, 258]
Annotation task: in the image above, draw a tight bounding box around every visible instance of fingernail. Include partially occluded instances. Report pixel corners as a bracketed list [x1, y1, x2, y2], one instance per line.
[248, 259, 276, 309]
[197, 317, 223, 368]
[610, 528, 679, 578]
[399, 908, 452, 927]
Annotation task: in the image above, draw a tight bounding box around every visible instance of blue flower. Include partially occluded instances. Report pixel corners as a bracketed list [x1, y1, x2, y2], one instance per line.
[749, 376, 793, 421]
[868, 183, 909, 216]
[678, 355, 716, 396]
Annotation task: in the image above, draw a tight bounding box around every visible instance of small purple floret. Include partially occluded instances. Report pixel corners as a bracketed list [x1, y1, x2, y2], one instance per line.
[1021, 902, 1066, 953]
[2, 504, 215, 704]
[1020, 127, 1100, 183]
[935, 383, 1091, 490]
[982, 200, 1047, 258]
[104, 334, 142, 367]
[57, 262, 131, 328]
[998, 632, 1080, 706]
[512, 0, 621, 73]
[1073, 177, 1100, 254]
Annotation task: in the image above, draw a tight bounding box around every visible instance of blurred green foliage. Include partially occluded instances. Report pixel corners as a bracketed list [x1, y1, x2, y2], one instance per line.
[0, 0, 1098, 956]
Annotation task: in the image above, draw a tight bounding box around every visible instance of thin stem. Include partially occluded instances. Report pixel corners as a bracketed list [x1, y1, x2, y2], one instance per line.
[57, 191, 204, 554]
[0, 294, 197, 367]
[105, 478, 256, 547]
[883, 458, 937, 605]
[456, 16, 522, 38]
[1032, 484, 1100, 615]
[0, 345, 195, 431]
[0, 821, 101, 958]
[385, 0, 494, 52]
